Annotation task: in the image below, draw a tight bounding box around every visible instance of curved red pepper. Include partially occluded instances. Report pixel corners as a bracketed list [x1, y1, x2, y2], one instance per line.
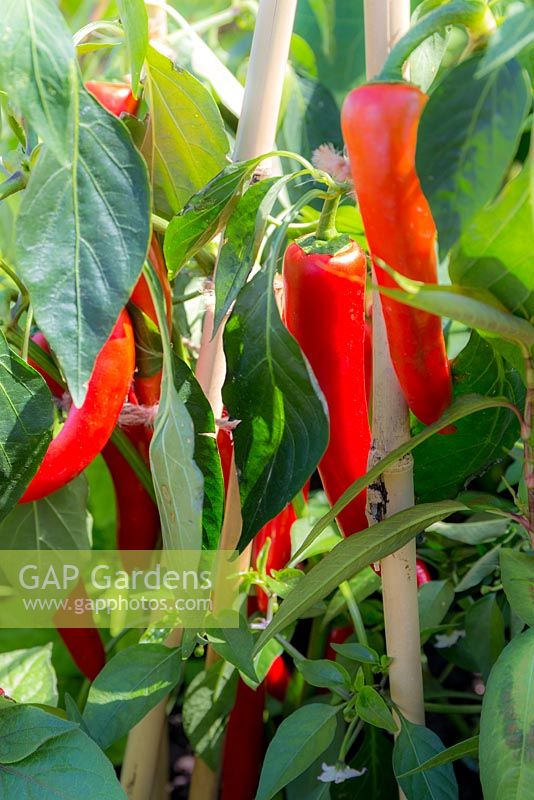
[283, 240, 371, 537]
[21, 310, 135, 503]
[85, 81, 140, 117]
[341, 83, 452, 426]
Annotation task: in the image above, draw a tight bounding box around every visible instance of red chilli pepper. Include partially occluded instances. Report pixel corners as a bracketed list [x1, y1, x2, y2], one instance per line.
[85, 80, 140, 117]
[341, 83, 452, 426]
[102, 431, 160, 553]
[264, 655, 291, 702]
[220, 678, 265, 800]
[21, 310, 135, 503]
[283, 240, 371, 537]
[416, 559, 431, 586]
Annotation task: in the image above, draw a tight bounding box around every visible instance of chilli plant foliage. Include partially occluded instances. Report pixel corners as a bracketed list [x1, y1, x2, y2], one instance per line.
[0, 1, 532, 799]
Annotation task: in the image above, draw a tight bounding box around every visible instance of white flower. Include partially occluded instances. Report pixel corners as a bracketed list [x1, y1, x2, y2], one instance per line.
[434, 629, 466, 649]
[317, 762, 367, 784]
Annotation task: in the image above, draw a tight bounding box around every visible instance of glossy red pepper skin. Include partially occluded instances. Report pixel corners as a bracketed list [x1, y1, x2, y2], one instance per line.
[264, 655, 291, 702]
[341, 84, 452, 426]
[20, 310, 135, 503]
[102, 431, 160, 552]
[283, 240, 371, 537]
[220, 678, 265, 800]
[416, 559, 431, 586]
[55, 600, 106, 681]
[85, 81, 140, 117]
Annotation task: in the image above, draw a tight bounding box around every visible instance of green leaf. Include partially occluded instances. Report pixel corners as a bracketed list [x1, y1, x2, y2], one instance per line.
[256, 703, 339, 800]
[355, 686, 398, 733]
[451, 594, 505, 681]
[331, 642, 379, 665]
[377, 274, 534, 348]
[450, 165, 534, 319]
[418, 580, 455, 642]
[416, 55, 530, 255]
[414, 334, 524, 503]
[149, 359, 204, 550]
[143, 46, 229, 218]
[0, 332, 53, 517]
[223, 270, 329, 550]
[214, 176, 280, 331]
[476, 7, 534, 77]
[0, 704, 75, 764]
[206, 626, 257, 684]
[172, 355, 224, 549]
[0, 722, 127, 798]
[455, 546, 501, 592]
[164, 157, 263, 276]
[0, 0, 76, 163]
[278, 68, 342, 163]
[0, 475, 91, 550]
[397, 735, 479, 778]
[0, 645, 57, 706]
[480, 628, 534, 799]
[324, 565, 380, 625]
[292, 391, 516, 560]
[16, 87, 150, 407]
[182, 660, 238, 771]
[332, 726, 396, 799]
[83, 644, 182, 750]
[393, 717, 458, 800]
[294, 0, 365, 103]
[117, 0, 148, 97]
[428, 517, 510, 544]
[253, 501, 465, 655]
[296, 658, 351, 692]
[500, 549, 534, 628]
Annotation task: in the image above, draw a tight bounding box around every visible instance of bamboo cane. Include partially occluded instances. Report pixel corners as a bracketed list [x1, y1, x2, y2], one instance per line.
[362, 0, 425, 787]
[188, 3, 297, 798]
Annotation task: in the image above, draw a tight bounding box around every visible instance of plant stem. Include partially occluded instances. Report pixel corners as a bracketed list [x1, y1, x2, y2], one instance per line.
[379, 1, 495, 81]
[522, 354, 534, 547]
[152, 213, 169, 233]
[0, 258, 27, 296]
[276, 634, 303, 662]
[315, 193, 340, 241]
[339, 581, 368, 647]
[424, 702, 482, 714]
[339, 716, 364, 761]
[21, 307, 33, 362]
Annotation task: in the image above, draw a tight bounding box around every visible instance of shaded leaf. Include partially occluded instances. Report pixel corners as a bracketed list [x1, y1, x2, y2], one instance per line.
[415, 334, 524, 503]
[0, 332, 53, 517]
[223, 270, 328, 549]
[417, 56, 530, 255]
[480, 628, 534, 799]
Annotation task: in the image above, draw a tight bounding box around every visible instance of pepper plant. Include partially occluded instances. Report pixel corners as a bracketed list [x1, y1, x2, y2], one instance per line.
[0, 1, 532, 799]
